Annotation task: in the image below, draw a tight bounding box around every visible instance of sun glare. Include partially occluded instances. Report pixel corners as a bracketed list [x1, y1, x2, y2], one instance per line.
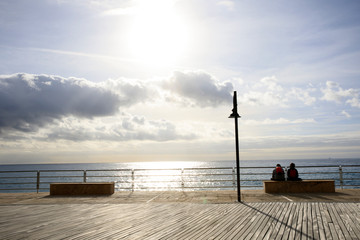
[127, 1, 189, 66]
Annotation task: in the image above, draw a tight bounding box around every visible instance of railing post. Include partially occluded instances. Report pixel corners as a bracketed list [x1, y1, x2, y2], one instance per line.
[131, 169, 135, 192]
[232, 167, 236, 190]
[181, 168, 184, 191]
[36, 171, 40, 193]
[83, 170, 87, 183]
[339, 165, 343, 189]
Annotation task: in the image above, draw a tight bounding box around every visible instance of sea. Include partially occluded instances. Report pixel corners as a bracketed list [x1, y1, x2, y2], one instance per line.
[1, 158, 360, 192]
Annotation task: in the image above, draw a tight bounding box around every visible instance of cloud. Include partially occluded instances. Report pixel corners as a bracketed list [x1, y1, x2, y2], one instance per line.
[321, 81, 360, 108]
[238, 76, 289, 107]
[241, 131, 360, 150]
[163, 70, 233, 107]
[217, 0, 235, 11]
[241, 91, 287, 107]
[101, 7, 136, 16]
[25, 47, 134, 63]
[341, 110, 351, 118]
[41, 113, 197, 142]
[103, 77, 158, 106]
[288, 87, 316, 106]
[243, 118, 316, 126]
[0, 73, 120, 133]
[346, 97, 360, 108]
[259, 76, 283, 92]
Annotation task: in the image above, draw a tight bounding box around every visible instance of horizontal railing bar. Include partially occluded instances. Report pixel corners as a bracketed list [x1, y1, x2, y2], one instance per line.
[0, 182, 36, 185]
[337, 185, 360, 188]
[86, 175, 132, 177]
[86, 175, 132, 179]
[133, 168, 183, 171]
[38, 182, 83, 184]
[0, 171, 38, 173]
[38, 176, 84, 178]
[0, 177, 37, 179]
[86, 169, 133, 172]
[131, 181, 182, 183]
[300, 172, 339, 174]
[38, 170, 85, 172]
[0, 188, 37, 191]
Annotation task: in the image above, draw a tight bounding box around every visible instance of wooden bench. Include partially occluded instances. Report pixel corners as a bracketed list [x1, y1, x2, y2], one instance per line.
[263, 180, 335, 193]
[50, 182, 115, 195]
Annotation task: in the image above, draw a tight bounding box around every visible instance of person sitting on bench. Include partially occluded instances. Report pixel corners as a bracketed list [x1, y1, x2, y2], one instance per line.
[287, 163, 302, 181]
[271, 164, 285, 181]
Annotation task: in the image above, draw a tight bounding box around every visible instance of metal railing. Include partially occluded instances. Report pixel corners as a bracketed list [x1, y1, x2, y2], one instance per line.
[1, 165, 360, 192]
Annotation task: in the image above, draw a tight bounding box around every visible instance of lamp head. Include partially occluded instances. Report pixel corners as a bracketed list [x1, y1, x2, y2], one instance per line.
[228, 109, 240, 118]
[229, 91, 241, 118]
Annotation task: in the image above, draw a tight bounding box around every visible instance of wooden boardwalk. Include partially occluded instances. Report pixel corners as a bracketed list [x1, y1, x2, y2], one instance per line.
[1, 202, 360, 239]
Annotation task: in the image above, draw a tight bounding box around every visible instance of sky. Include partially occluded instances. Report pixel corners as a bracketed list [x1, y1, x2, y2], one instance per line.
[0, 0, 360, 164]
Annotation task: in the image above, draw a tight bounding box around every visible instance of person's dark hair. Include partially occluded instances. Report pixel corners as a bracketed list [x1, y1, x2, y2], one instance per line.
[276, 164, 281, 167]
[290, 163, 295, 169]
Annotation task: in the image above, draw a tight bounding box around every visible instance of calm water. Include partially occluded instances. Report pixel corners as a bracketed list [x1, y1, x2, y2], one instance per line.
[1, 158, 360, 192]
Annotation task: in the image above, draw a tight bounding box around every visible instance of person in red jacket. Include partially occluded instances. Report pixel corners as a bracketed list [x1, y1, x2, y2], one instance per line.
[271, 164, 285, 181]
[287, 163, 302, 181]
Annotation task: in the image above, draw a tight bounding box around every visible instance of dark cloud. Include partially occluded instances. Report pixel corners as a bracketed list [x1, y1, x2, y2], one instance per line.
[164, 71, 233, 107]
[0, 73, 120, 133]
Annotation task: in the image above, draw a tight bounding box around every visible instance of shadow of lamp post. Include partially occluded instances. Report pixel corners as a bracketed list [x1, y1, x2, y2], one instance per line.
[229, 91, 241, 202]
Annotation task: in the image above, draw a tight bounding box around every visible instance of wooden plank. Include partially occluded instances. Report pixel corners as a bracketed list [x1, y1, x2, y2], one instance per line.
[314, 202, 327, 240]
[219, 203, 263, 239]
[300, 202, 308, 240]
[250, 202, 278, 240]
[311, 202, 320, 240]
[280, 203, 297, 240]
[174, 204, 230, 240]
[337, 203, 360, 240]
[328, 203, 347, 240]
[264, 202, 287, 240]
[198, 204, 251, 240]
[252, 203, 277, 240]
[287, 202, 300, 240]
[276, 202, 292, 240]
[236, 203, 267, 239]
[329, 222, 340, 240]
[294, 202, 304, 240]
[307, 202, 314, 239]
[223, 202, 260, 239]
[341, 203, 360, 239]
[320, 202, 334, 240]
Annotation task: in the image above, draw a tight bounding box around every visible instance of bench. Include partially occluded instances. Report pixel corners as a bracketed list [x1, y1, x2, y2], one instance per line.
[263, 180, 335, 194]
[50, 182, 115, 195]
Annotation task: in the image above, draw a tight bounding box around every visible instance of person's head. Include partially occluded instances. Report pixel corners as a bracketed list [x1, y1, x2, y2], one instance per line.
[276, 164, 281, 167]
[290, 163, 295, 169]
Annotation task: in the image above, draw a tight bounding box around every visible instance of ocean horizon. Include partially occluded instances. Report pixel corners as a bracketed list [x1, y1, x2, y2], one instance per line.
[1, 158, 360, 170]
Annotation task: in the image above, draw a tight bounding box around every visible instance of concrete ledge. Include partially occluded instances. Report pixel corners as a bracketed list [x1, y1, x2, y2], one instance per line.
[50, 182, 115, 195]
[263, 180, 335, 193]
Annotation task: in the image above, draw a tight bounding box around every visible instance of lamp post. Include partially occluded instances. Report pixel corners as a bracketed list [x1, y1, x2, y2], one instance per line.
[229, 91, 241, 202]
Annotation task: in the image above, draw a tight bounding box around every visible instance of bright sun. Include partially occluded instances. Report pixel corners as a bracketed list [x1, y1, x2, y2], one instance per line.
[127, 1, 189, 66]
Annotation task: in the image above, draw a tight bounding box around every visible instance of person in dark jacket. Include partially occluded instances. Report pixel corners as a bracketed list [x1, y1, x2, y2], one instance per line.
[271, 164, 285, 181]
[287, 163, 302, 181]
